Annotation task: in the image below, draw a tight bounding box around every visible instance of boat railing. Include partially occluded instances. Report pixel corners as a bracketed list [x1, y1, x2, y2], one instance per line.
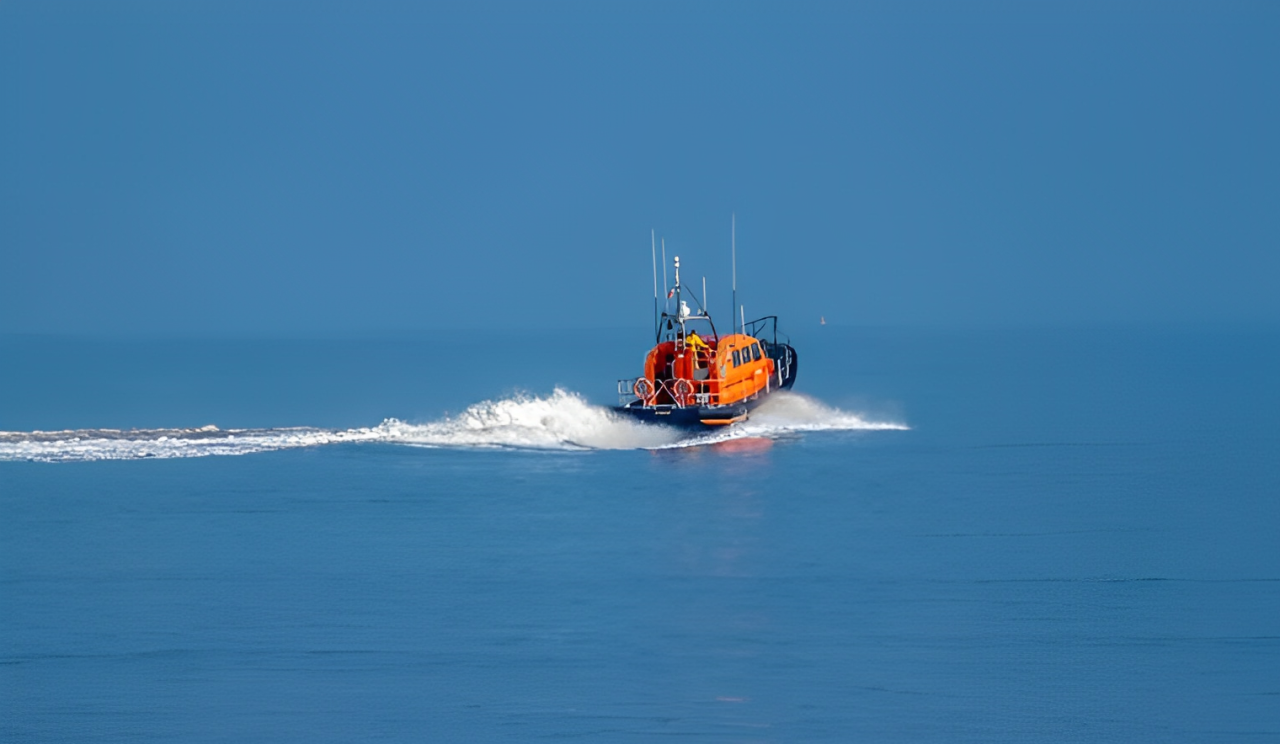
[744, 315, 790, 347]
[617, 366, 785, 409]
[617, 377, 706, 408]
[617, 377, 691, 408]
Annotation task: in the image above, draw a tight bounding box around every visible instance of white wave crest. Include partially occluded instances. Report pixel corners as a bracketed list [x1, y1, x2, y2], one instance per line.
[662, 390, 909, 448]
[370, 389, 685, 451]
[0, 389, 905, 462]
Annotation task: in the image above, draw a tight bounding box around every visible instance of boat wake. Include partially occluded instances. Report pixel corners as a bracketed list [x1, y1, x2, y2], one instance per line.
[0, 390, 907, 463]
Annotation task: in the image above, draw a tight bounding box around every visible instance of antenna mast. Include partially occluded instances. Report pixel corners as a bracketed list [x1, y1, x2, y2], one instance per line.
[674, 255, 682, 346]
[651, 229, 658, 337]
[731, 213, 737, 333]
[661, 239, 668, 314]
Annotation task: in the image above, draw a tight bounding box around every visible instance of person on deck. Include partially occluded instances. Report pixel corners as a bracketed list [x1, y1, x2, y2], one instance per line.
[686, 331, 710, 371]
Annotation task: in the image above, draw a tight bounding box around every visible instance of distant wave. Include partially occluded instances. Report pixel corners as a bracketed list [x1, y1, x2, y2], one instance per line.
[0, 390, 907, 463]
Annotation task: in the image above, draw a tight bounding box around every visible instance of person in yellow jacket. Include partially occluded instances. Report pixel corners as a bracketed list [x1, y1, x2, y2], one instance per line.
[685, 331, 710, 372]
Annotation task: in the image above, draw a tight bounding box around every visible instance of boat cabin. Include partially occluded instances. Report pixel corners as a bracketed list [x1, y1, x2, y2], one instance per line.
[637, 331, 776, 408]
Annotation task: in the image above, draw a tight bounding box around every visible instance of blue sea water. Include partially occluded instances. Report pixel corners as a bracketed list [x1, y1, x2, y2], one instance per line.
[2, 327, 1278, 742]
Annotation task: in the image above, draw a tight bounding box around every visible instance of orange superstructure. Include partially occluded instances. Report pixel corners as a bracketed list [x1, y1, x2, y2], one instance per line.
[637, 333, 777, 409]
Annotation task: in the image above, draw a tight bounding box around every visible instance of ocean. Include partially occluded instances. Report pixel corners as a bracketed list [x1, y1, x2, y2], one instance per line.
[2, 326, 1277, 742]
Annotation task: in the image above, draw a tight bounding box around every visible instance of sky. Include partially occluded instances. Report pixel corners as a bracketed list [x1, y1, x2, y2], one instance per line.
[2, 1, 1277, 335]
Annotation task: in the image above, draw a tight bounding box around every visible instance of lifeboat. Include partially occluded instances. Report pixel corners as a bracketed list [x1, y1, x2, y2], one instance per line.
[614, 254, 797, 427]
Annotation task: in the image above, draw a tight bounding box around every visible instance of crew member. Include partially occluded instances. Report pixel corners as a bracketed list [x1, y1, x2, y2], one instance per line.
[687, 331, 710, 369]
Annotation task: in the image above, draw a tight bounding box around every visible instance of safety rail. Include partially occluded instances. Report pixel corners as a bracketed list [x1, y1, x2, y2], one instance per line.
[617, 377, 699, 408]
[616, 362, 786, 409]
[744, 315, 791, 348]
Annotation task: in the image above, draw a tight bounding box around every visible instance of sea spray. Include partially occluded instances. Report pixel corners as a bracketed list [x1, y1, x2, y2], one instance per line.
[373, 389, 685, 451]
[0, 389, 906, 462]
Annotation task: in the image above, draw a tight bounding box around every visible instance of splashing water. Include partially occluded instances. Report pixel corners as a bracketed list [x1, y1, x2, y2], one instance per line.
[381, 389, 685, 451]
[0, 389, 906, 462]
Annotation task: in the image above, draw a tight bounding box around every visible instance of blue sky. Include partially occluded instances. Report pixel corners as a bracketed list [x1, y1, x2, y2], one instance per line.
[2, 1, 1277, 334]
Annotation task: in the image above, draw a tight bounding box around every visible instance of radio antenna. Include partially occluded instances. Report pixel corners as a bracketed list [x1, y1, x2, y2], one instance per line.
[661, 238, 668, 314]
[731, 213, 737, 333]
[651, 229, 658, 336]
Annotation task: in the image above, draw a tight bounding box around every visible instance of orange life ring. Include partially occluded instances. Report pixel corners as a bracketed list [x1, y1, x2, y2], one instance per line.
[673, 378, 694, 403]
[633, 377, 655, 399]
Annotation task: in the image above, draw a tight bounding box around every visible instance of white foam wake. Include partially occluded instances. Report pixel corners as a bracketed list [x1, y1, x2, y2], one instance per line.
[667, 390, 909, 448]
[0, 389, 906, 463]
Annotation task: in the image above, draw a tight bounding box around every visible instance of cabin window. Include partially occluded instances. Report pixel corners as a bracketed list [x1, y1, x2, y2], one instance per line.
[752, 344, 762, 362]
[732, 350, 741, 367]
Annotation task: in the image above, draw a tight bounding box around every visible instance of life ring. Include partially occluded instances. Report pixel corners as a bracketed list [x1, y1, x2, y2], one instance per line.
[673, 378, 695, 403]
[633, 377, 655, 399]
